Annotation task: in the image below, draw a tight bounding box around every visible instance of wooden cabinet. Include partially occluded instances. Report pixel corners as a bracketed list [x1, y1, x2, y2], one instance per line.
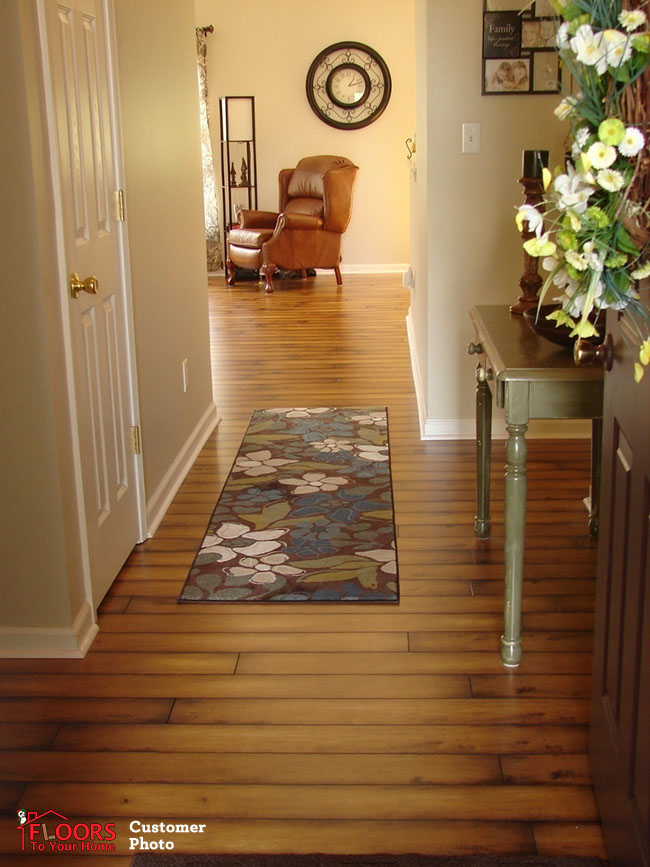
[589, 308, 650, 866]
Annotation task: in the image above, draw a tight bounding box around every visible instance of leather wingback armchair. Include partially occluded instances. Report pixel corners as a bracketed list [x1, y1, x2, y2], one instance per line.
[225, 155, 358, 294]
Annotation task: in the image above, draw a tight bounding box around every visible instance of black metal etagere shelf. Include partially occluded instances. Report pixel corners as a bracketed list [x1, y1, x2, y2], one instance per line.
[219, 96, 258, 258]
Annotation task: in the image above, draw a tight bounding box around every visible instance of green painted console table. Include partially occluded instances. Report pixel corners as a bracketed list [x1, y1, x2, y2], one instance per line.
[468, 305, 604, 667]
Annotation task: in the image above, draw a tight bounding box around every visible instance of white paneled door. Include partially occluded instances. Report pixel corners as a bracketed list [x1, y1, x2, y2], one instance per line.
[41, 0, 143, 605]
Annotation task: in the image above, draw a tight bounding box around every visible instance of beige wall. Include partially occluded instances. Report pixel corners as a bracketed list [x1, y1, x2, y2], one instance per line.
[193, 0, 415, 270]
[409, 1, 432, 407]
[114, 0, 215, 499]
[1, 0, 215, 646]
[0, 0, 85, 631]
[412, 0, 568, 433]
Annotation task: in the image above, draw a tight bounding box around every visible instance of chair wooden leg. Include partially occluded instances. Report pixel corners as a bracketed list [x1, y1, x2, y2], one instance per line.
[300, 269, 307, 279]
[225, 258, 236, 286]
[334, 265, 343, 286]
[263, 264, 275, 294]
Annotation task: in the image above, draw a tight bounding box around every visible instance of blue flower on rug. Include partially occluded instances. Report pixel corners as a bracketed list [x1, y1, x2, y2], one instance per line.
[179, 406, 399, 603]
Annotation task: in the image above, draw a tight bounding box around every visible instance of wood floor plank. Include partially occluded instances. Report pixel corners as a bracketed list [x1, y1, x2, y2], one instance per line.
[95, 611, 594, 632]
[408, 631, 593, 653]
[52, 723, 589, 755]
[470, 674, 591, 698]
[89, 631, 409, 654]
[501, 753, 593, 785]
[0, 698, 172, 724]
[3, 275, 600, 858]
[0, 674, 471, 700]
[0, 724, 59, 750]
[0, 652, 238, 675]
[0, 782, 26, 813]
[235, 651, 593, 676]
[168, 697, 590, 726]
[533, 822, 608, 858]
[19, 781, 600, 822]
[471, 578, 596, 596]
[0, 751, 501, 785]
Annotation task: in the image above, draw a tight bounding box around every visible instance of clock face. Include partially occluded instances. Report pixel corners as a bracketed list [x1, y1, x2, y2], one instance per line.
[327, 64, 371, 108]
[306, 42, 391, 130]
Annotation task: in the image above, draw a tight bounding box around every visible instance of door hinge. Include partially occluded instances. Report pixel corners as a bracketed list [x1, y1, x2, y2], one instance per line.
[130, 425, 141, 455]
[115, 189, 125, 222]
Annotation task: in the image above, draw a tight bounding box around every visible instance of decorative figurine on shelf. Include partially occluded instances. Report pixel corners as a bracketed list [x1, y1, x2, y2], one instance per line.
[240, 157, 248, 188]
[511, 149, 549, 315]
[229, 162, 237, 187]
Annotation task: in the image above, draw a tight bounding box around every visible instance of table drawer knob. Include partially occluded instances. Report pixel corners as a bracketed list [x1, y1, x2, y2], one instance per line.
[574, 334, 613, 371]
[468, 342, 483, 355]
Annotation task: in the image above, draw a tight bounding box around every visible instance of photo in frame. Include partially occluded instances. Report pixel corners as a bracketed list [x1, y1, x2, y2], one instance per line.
[522, 18, 556, 48]
[535, 0, 554, 16]
[482, 0, 561, 95]
[484, 57, 530, 93]
[532, 51, 560, 92]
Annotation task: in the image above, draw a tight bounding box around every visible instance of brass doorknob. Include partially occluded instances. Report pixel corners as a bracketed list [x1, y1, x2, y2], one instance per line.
[574, 333, 613, 371]
[69, 273, 99, 299]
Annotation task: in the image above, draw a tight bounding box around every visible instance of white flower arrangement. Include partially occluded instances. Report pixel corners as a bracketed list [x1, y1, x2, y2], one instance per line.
[517, 0, 650, 381]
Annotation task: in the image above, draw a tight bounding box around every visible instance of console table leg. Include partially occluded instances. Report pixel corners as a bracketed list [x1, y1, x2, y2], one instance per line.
[501, 421, 528, 668]
[474, 375, 492, 539]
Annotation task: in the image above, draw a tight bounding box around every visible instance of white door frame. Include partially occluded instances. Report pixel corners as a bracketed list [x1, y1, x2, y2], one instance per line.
[36, 0, 147, 618]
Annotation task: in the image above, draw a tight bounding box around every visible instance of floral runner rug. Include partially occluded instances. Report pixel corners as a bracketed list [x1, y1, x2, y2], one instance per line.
[179, 407, 398, 603]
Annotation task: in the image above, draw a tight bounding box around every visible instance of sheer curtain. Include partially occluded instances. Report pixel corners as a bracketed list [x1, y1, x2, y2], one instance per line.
[196, 29, 223, 271]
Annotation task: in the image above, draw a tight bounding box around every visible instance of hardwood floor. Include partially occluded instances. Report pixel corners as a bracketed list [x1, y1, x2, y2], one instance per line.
[0, 274, 606, 863]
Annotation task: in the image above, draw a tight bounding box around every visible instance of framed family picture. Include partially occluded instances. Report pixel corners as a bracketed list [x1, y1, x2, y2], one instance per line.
[482, 0, 561, 95]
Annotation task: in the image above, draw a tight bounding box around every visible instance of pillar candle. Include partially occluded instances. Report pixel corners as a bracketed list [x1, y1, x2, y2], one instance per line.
[522, 149, 549, 179]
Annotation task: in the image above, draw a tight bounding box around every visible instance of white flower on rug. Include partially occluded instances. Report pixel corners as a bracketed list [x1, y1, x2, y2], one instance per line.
[232, 449, 297, 476]
[263, 407, 331, 417]
[311, 438, 354, 454]
[356, 543, 397, 575]
[199, 522, 288, 562]
[355, 443, 389, 462]
[278, 472, 349, 494]
[285, 407, 331, 418]
[228, 552, 305, 585]
[350, 412, 387, 426]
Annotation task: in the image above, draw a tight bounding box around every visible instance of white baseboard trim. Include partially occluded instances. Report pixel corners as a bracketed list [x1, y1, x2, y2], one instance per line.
[209, 266, 407, 277]
[0, 601, 98, 658]
[339, 263, 409, 275]
[405, 309, 427, 438]
[422, 417, 591, 440]
[422, 418, 483, 440]
[146, 402, 220, 537]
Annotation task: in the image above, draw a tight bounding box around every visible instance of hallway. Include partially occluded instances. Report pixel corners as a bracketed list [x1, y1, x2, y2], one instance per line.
[0, 274, 605, 862]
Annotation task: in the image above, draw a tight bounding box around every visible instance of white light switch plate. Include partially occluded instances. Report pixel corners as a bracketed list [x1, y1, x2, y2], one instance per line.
[462, 123, 480, 154]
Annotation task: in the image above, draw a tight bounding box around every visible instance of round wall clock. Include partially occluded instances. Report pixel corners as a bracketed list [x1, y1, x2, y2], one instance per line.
[306, 42, 392, 130]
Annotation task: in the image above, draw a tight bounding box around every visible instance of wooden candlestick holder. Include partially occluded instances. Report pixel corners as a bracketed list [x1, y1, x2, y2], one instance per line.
[510, 176, 545, 315]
